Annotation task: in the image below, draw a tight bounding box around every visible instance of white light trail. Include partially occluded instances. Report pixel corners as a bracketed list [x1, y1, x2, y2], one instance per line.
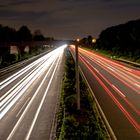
[0, 44, 67, 120]
[6, 44, 67, 140]
[112, 84, 126, 98]
[0, 57, 55, 119]
[25, 48, 62, 140]
[0, 53, 51, 90]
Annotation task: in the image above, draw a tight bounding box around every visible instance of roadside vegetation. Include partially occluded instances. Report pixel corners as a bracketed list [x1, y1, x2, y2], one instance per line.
[0, 24, 54, 68]
[79, 19, 140, 65]
[0, 45, 51, 69]
[56, 49, 109, 140]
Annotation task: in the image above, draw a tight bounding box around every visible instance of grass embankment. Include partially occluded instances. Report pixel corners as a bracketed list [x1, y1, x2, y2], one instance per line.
[56, 49, 109, 140]
[81, 46, 140, 68]
[94, 49, 140, 67]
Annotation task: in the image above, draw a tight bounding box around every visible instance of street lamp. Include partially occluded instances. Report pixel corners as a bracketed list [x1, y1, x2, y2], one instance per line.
[76, 38, 80, 42]
[75, 38, 80, 110]
[92, 38, 96, 43]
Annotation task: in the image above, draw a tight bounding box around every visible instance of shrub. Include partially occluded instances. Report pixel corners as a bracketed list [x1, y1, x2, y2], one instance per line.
[56, 49, 108, 140]
[64, 94, 77, 114]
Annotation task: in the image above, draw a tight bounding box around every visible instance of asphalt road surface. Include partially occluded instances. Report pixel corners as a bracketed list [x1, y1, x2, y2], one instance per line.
[70, 46, 140, 140]
[0, 45, 66, 140]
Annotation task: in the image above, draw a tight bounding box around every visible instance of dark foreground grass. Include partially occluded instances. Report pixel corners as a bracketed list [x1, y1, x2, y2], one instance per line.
[56, 49, 109, 140]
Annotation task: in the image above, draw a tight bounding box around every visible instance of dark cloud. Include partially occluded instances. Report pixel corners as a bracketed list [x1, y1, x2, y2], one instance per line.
[0, 0, 36, 7]
[0, 0, 140, 39]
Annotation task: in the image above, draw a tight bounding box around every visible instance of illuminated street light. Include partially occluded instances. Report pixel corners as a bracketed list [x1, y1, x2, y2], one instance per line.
[92, 38, 96, 43]
[76, 38, 80, 42]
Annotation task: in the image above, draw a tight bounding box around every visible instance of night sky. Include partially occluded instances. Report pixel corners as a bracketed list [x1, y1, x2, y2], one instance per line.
[0, 0, 140, 39]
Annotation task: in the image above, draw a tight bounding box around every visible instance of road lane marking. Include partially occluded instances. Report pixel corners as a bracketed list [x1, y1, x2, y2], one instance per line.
[0, 60, 39, 90]
[0, 59, 46, 101]
[107, 66, 115, 72]
[25, 51, 62, 140]
[94, 68, 99, 73]
[6, 45, 66, 140]
[81, 55, 140, 117]
[87, 54, 140, 94]
[0, 51, 52, 90]
[78, 66, 117, 140]
[80, 55, 140, 133]
[81, 58, 140, 133]
[81, 48, 139, 84]
[1, 50, 59, 118]
[135, 83, 140, 88]
[111, 85, 126, 98]
[6, 57, 57, 140]
[16, 97, 30, 118]
[79, 54, 100, 74]
[123, 67, 132, 72]
[0, 59, 50, 118]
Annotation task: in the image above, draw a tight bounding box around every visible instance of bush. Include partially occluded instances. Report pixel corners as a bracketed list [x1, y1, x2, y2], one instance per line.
[0, 56, 2, 65]
[56, 49, 108, 140]
[65, 94, 77, 114]
[1, 54, 18, 67]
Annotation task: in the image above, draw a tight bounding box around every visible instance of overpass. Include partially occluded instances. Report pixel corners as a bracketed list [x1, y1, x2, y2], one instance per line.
[0, 40, 66, 53]
[0, 40, 69, 54]
[0, 40, 69, 66]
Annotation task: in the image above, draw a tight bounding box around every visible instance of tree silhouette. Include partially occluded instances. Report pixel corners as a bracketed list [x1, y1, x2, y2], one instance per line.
[33, 29, 45, 41]
[95, 19, 140, 61]
[17, 26, 32, 41]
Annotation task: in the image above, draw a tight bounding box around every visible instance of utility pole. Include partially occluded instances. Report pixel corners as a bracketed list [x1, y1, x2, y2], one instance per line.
[75, 39, 80, 110]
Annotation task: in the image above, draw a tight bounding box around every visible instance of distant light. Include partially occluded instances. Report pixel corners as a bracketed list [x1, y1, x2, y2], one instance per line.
[92, 38, 96, 43]
[76, 38, 80, 42]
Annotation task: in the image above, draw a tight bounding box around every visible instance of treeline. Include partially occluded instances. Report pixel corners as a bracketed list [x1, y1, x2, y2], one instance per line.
[0, 24, 53, 42]
[0, 24, 54, 68]
[95, 19, 140, 62]
[80, 19, 140, 62]
[79, 35, 94, 48]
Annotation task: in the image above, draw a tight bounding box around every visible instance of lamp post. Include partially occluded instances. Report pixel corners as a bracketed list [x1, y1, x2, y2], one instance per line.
[75, 39, 80, 110]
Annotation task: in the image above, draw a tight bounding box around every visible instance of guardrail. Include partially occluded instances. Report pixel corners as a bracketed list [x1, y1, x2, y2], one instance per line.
[0, 49, 53, 77]
[79, 67, 117, 140]
[69, 48, 117, 140]
[116, 58, 140, 67]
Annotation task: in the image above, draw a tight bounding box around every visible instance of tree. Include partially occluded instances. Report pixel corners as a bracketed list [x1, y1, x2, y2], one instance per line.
[17, 25, 32, 41]
[87, 35, 93, 47]
[79, 35, 93, 48]
[0, 26, 17, 42]
[95, 19, 140, 61]
[33, 29, 45, 41]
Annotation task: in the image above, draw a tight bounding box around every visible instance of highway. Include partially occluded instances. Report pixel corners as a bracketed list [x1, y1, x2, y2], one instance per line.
[0, 44, 66, 140]
[70, 46, 140, 140]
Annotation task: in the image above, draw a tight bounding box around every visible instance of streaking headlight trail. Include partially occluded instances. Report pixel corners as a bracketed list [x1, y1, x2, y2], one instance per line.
[0, 44, 67, 120]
